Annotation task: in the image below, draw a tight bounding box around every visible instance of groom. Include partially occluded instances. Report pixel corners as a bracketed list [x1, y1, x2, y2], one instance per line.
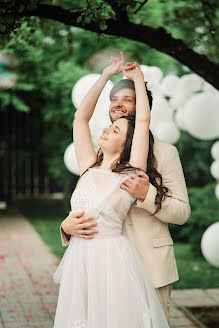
[60, 53, 191, 322]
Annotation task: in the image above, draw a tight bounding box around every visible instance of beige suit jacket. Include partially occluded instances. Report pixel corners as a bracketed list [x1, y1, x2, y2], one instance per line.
[60, 137, 191, 288]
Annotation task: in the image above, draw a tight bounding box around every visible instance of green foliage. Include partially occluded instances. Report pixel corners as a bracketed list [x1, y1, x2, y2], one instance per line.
[11, 95, 30, 112]
[173, 243, 219, 289]
[1, 18, 89, 185]
[128, 0, 219, 64]
[170, 183, 219, 256]
[0, 7, 217, 188]
[176, 131, 216, 187]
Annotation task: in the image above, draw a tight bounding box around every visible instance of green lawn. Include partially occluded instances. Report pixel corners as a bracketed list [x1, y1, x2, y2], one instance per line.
[173, 243, 219, 289]
[19, 201, 219, 290]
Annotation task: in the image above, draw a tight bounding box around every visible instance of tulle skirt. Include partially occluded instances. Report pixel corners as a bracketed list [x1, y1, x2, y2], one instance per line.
[53, 234, 169, 328]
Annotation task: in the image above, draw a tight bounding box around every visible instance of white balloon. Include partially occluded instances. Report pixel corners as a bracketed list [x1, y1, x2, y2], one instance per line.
[210, 160, 219, 179]
[160, 74, 180, 97]
[177, 73, 204, 93]
[169, 90, 191, 109]
[150, 97, 174, 131]
[72, 74, 114, 108]
[148, 83, 163, 99]
[201, 222, 219, 268]
[140, 65, 163, 88]
[169, 74, 205, 109]
[64, 143, 80, 176]
[174, 110, 186, 131]
[203, 82, 219, 96]
[211, 141, 219, 160]
[72, 74, 100, 108]
[215, 184, 219, 200]
[72, 74, 113, 149]
[183, 93, 219, 140]
[153, 121, 180, 144]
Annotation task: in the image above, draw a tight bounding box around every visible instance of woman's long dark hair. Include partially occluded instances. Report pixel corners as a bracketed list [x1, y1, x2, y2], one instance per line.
[80, 115, 169, 215]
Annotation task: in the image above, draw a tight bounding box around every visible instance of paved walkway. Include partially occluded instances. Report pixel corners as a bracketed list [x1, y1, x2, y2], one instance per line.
[170, 289, 219, 328]
[0, 207, 59, 328]
[0, 207, 218, 328]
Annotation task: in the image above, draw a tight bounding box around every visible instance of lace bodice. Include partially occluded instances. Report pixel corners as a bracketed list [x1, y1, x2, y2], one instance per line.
[70, 168, 137, 238]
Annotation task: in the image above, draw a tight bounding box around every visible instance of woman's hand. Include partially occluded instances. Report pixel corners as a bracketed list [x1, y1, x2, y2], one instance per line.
[102, 51, 126, 79]
[122, 62, 144, 82]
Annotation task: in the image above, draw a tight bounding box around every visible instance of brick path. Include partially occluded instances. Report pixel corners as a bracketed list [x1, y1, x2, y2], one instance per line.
[0, 207, 59, 328]
[0, 207, 218, 328]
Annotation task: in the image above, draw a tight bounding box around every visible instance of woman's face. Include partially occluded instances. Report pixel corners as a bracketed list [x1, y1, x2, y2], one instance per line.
[97, 118, 128, 157]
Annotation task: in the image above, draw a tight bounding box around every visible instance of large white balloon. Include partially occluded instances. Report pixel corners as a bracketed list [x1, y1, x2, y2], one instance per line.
[72, 74, 113, 148]
[72, 74, 114, 108]
[177, 73, 204, 93]
[201, 222, 219, 268]
[169, 74, 205, 110]
[203, 82, 219, 96]
[150, 97, 174, 131]
[215, 184, 219, 200]
[64, 143, 80, 176]
[211, 141, 219, 160]
[174, 109, 186, 131]
[140, 65, 163, 88]
[153, 121, 180, 144]
[183, 93, 219, 140]
[169, 90, 192, 109]
[210, 160, 219, 179]
[160, 74, 180, 97]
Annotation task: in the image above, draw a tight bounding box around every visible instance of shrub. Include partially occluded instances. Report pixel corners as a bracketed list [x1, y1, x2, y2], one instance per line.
[169, 183, 219, 256]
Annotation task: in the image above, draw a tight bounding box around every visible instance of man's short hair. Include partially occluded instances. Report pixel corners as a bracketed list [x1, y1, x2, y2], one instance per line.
[109, 79, 153, 110]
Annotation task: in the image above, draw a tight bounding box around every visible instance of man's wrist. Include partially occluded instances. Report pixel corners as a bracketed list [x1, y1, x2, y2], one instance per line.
[61, 225, 71, 239]
[61, 222, 69, 236]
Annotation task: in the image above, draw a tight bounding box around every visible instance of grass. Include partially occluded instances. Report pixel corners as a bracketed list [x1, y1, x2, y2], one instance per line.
[173, 243, 219, 289]
[18, 200, 219, 290]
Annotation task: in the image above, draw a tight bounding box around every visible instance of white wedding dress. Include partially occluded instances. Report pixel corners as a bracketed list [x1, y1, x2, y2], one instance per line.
[53, 168, 170, 328]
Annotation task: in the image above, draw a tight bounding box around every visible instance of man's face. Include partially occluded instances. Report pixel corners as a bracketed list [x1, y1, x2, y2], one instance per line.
[109, 88, 136, 122]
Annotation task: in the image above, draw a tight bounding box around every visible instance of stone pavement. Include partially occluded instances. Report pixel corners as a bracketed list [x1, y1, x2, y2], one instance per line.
[170, 289, 219, 328]
[0, 207, 218, 328]
[0, 207, 59, 328]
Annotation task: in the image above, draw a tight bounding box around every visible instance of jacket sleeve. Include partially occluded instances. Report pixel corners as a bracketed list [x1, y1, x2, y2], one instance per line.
[60, 225, 71, 247]
[135, 145, 191, 225]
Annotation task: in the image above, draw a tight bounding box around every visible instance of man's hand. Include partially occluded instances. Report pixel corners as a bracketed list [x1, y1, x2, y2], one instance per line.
[61, 211, 98, 240]
[120, 170, 149, 201]
[102, 51, 126, 79]
[122, 62, 144, 82]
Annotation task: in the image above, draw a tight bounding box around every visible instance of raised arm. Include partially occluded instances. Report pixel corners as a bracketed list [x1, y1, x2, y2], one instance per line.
[122, 63, 151, 172]
[74, 52, 126, 175]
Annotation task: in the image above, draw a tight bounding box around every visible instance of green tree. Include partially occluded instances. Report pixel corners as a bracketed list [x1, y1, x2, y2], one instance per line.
[0, 0, 218, 88]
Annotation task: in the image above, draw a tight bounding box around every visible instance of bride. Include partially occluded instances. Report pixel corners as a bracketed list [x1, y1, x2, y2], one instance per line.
[52, 55, 170, 328]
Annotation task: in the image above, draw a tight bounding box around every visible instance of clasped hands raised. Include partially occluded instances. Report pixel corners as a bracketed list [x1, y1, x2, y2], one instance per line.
[103, 51, 144, 81]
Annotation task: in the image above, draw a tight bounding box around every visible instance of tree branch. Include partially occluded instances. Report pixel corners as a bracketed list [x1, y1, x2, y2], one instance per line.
[104, 0, 128, 21]
[134, 0, 149, 15]
[3, 3, 219, 89]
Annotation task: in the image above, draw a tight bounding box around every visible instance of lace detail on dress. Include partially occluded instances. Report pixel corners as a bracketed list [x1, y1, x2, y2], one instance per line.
[69, 168, 137, 239]
[70, 173, 94, 213]
[72, 319, 88, 328]
[94, 204, 122, 238]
